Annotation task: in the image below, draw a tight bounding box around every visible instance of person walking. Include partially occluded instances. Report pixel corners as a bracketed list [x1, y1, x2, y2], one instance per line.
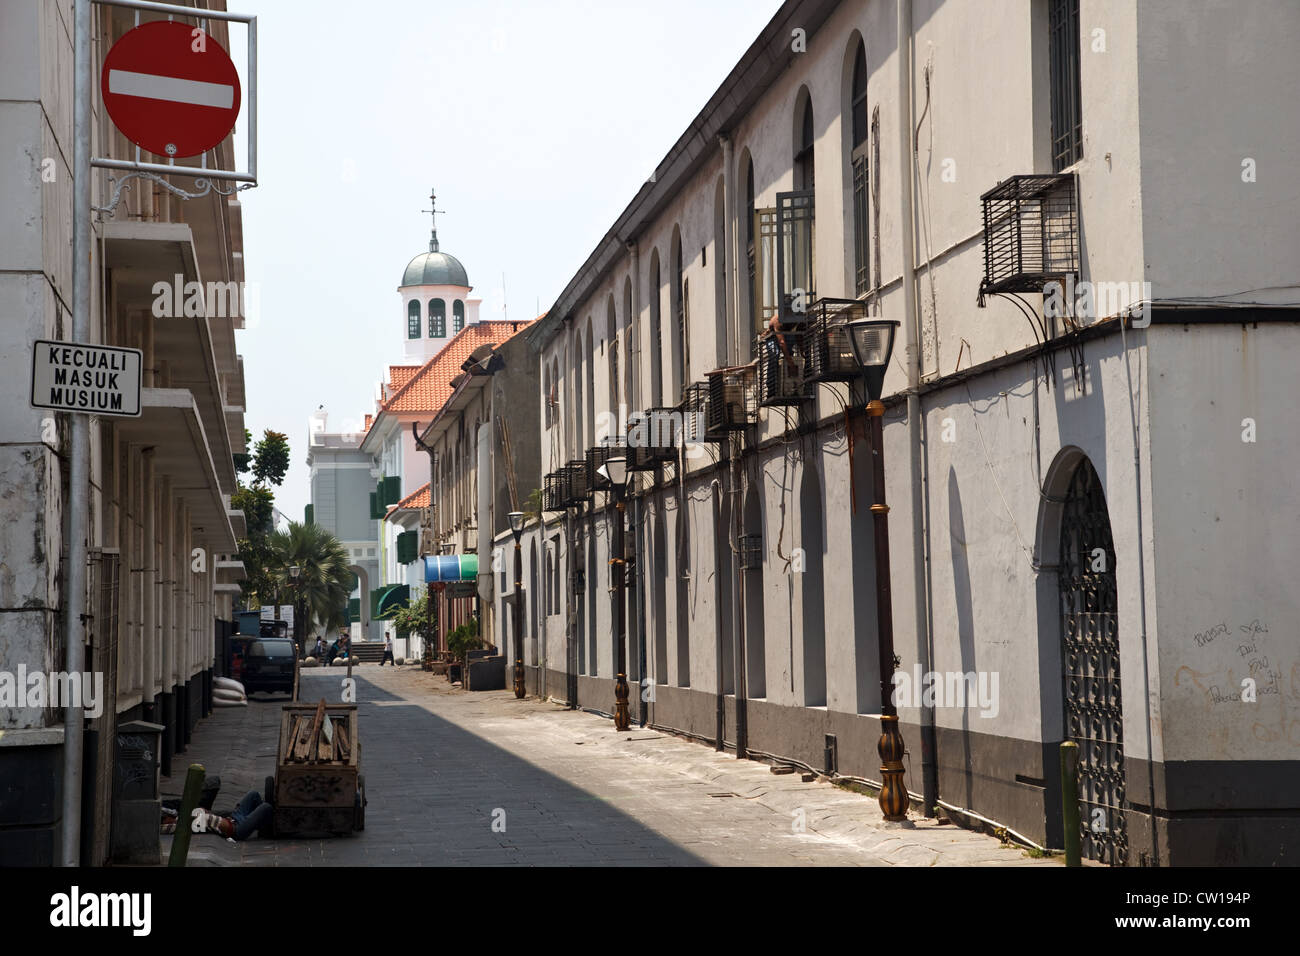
[381, 632, 395, 666]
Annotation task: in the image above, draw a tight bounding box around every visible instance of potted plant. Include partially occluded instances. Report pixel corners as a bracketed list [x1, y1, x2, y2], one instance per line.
[445, 618, 482, 684]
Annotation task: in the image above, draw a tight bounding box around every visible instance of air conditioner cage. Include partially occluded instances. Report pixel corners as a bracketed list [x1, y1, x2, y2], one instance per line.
[680, 382, 723, 443]
[543, 472, 567, 512]
[756, 329, 813, 407]
[805, 298, 865, 383]
[706, 364, 757, 433]
[979, 173, 1079, 299]
[627, 408, 678, 471]
[562, 460, 590, 506]
[586, 437, 628, 490]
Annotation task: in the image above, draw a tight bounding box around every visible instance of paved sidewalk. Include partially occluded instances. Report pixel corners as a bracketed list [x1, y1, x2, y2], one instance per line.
[162, 664, 1059, 867]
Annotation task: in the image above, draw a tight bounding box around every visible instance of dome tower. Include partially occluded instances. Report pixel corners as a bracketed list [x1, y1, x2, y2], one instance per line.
[399, 188, 481, 361]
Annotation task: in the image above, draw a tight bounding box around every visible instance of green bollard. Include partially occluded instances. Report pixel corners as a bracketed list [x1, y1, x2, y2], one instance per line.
[1060, 741, 1081, 867]
[167, 763, 206, 867]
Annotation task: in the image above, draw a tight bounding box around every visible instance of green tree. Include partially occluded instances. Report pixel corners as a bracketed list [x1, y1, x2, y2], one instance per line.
[251, 429, 290, 487]
[234, 429, 292, 609]
[268, 521, 352, 634]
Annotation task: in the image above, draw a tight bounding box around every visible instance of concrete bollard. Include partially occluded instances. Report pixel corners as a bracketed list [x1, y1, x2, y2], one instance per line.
[1061, 741, 1081, 867]
[167, 763, 206, 867]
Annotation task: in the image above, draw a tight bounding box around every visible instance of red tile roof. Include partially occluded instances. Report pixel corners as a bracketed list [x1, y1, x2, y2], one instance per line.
[387, 482, 430, 518]
[387, 364, 421, 394]
[381, 320, 533, 415]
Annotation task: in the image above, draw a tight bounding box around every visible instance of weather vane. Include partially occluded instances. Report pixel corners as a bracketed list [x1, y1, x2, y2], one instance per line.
[421, 187, 444, 252]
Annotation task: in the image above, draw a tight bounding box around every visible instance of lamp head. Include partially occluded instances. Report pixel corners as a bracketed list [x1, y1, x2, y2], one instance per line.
[847, 319, 899, 401]
[602, 456, 628, 489]
[508, 511, 525, 538]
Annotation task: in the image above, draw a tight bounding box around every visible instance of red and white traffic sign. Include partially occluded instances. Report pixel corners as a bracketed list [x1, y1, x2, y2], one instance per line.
[101, 19, 242, 159]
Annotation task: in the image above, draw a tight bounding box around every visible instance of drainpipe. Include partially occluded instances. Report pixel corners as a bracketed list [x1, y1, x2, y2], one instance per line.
[627, 242, 648, 723]
[720, 134, 748, 758]
[61, 0, 92, 866]
[898, 0, 938, 813]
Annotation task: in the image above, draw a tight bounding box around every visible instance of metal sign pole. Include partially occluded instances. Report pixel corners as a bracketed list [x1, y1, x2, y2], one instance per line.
[61, 0, 93, 868]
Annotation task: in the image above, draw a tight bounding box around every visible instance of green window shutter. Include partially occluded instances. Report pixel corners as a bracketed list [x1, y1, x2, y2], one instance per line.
[397, 530, 418, 564]
[383, 475, 401, 506]
[369, 491, 382, 520]
[304, 504, 314, 525]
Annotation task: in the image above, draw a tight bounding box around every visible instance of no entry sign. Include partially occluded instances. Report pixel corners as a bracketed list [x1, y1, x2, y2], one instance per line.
[101, 19, 242, 159]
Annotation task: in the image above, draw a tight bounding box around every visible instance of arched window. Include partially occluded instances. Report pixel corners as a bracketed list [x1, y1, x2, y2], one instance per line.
[584, 317, 595, 451]
[453, 300, 465, 332]
[408, 299, 421, 339]
[574, 329, 585, 453]
[649, 250, 663, 407]
[714, 177, 729, 368]
[783, 89, 816, 320]
[529, 539, 539, 661]
[429, 299, 446, 338]
[800, 464, 826, 706]
[671, 229, 689, 399]
[848, 38, 870, 294]
[543, 363, 553, 429]
[607, 296, 619, 433]
[744, 156, 757, 338]
[675, 502, 690, 687]
[795, 91, 815, 191]
[623, 277, 634, 411]
[743, 487, 765, 699]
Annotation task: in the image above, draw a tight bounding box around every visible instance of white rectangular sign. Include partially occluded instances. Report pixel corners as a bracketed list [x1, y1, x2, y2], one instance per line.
[31, 339, 142, 417]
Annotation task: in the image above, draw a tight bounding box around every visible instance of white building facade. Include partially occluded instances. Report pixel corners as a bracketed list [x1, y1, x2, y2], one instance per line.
[498, 0, 1300, 866]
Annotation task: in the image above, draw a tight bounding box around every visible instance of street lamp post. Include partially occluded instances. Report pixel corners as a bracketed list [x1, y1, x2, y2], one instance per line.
[508, 511, 526, 699]
[288, 565, 303, 656]
[847, 318, 909, 823]
[597, 457, 631, 732]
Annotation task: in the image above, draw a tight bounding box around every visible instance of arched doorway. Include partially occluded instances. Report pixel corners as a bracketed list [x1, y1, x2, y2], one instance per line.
[1059, 457, 1126, 866]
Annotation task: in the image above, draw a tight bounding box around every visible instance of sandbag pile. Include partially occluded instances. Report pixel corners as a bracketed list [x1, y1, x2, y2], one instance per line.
[213, 676, 247, 707]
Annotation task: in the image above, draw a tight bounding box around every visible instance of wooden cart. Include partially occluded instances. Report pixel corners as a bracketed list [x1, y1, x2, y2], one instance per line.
[264, 699, 365, 837]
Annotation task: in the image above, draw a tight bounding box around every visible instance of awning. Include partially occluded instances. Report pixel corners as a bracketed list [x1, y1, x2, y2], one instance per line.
[375, 584, 410, 619]
[424, 554, 478, 583]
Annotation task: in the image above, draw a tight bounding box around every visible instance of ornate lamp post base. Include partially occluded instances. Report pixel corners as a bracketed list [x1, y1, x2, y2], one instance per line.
[514, 657, 526, 699]
[877, 714, 909, 821]
[614, 673, 631, 731]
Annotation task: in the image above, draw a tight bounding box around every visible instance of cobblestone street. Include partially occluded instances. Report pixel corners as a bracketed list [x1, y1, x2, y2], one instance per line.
[162, 666, 1060, 867]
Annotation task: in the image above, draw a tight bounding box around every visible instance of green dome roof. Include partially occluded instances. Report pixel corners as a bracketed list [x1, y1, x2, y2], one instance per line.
[401, 250, 469, 288]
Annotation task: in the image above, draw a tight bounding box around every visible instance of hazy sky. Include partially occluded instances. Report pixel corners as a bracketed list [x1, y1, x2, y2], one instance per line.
[228, 0, 784, 523]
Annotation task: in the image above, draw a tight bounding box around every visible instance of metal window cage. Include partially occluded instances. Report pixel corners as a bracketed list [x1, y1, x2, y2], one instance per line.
[586, 437, 628, 490]
[805, 298, 866, 383]
[561, 460, 590, 506]
[679, 381, 723, 444]
[739, 532, 763, 571]
[543, 471, 567, 512]
[978, 173, 1079, 301]
[627, 408, 679, 471]
[706, 364, 757, 433]
[755, 329, 813, 408]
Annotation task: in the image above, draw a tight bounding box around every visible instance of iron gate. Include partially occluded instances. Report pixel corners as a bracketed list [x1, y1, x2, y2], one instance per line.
[1059, 460, 1126, 865]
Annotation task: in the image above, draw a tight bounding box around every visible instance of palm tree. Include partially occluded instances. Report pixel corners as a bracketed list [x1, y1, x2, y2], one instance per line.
[268, 521, 353, 638]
